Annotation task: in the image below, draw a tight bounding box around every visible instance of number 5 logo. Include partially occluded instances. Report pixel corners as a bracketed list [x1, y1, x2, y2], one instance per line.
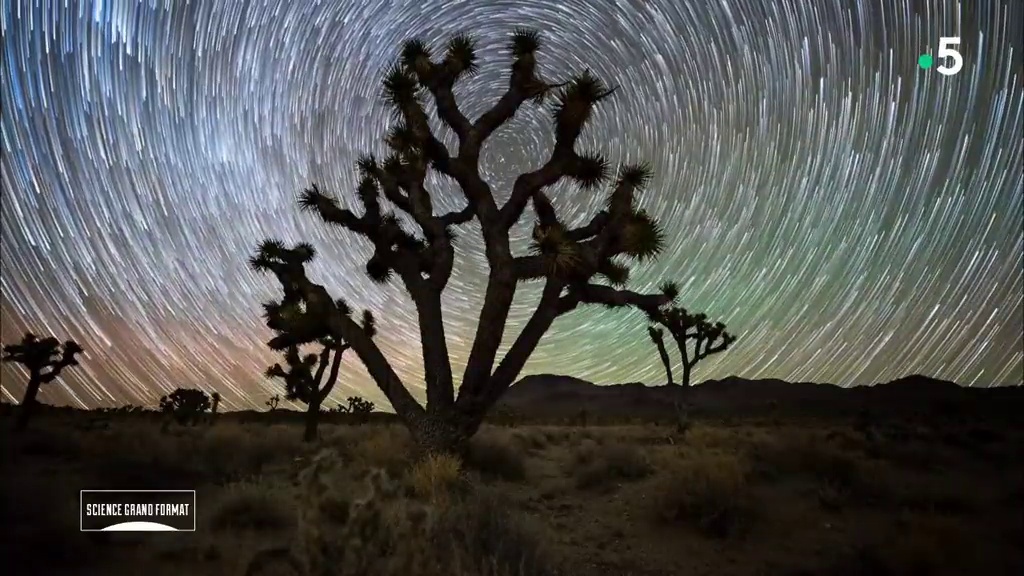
[937, 37, 963, 76]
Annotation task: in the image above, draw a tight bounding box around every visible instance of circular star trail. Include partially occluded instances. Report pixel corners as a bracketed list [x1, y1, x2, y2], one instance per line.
[2, 0, 1022, 411]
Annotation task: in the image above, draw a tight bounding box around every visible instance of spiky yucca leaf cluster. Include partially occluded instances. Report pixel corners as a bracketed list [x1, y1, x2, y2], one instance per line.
[2, 333, 84, 376]
[551, 70, 616, 141]
[553, 161, 666, 290]
[265, 345, 323, 404]
[528, 222, 582, 277]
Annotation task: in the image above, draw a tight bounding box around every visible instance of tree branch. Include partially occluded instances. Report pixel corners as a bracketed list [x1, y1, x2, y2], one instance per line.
[557, 283, 669, 315]
[408, 284, 455, 412]
[260, 258, 425, 421]
[461, 279, 565, 414]
[425, 71, 472, 142]
[439, 205, 474, 227]
[317, 344, 349, 403]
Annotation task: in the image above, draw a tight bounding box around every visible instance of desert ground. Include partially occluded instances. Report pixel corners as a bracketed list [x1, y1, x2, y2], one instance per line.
[2, 405, 1023, 576]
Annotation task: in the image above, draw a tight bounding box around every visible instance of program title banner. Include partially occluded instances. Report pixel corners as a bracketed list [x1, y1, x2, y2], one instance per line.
[80, 490, 196, 531]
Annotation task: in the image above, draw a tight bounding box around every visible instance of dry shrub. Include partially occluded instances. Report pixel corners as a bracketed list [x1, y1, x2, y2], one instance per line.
[194, 423, 308, 481]
[348, 426, 415, 473]
[465, 432, 528, 482]
[433, 489, 556, 576]
[512, 429, 548, 451]
[570, 441, 652, 490]
[684, 424, 747, 451]
[408, 453, 464, 507]
[653, 451, 753, 538]
[209, 480, 295, 532]
[753, 434, 862, 485]
[244, 449, 553, 576]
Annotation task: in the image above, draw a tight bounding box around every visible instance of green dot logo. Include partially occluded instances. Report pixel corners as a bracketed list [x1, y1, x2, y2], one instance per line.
[918, 54, 934, 69]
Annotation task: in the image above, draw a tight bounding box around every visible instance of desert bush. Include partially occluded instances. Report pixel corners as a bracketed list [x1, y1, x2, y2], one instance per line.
[653, 451, 753, 538]
[408, 453, 464, 507]
[244, 449, 552, 576]
[195, 423, 309, 481]
[348, 426, 415, 473]
[465, 432, 528, 482]
[210, 480, 296, 532]
[570, 441, 652, 490]
[432, 489, 556, 576]
[159, 388, 211, 425]
[512, 430, 548, 451]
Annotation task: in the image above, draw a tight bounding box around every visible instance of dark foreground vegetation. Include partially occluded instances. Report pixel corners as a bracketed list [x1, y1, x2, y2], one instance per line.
[2, 403, 1023, 576]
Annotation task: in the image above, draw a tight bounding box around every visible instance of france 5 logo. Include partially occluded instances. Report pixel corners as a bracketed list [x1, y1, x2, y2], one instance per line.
[918, 37, 963, 76]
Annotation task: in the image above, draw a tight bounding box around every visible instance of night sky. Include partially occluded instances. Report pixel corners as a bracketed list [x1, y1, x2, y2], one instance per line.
[1, 0, 1022, 411]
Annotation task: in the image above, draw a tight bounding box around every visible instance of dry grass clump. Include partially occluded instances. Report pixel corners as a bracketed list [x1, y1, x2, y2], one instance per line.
[347, 425, 415, 473]
[652, 451, 754, 538]
[465, 430, 528, 482]
[569, 440, 653, 490]
[408, 453, 465, 507]
[753, 434, 862, 483]
[432, 488, 556, 576]
[511, 429, 548, 451]
[209, 479, 296, 533]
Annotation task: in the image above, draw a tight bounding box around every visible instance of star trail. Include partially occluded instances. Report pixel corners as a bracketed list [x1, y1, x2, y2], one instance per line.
[1, 0, 1022, 411]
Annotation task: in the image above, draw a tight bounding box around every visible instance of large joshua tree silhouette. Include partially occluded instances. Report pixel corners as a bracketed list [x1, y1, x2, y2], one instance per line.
[1, 333, 84, 431]
[250, 29, 686, 453]
[264, 309, 375, 442]
[647, 305, 736, 388]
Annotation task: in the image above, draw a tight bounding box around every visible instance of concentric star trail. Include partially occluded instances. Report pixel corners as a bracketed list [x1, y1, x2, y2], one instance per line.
[1, 0, 1022, 411]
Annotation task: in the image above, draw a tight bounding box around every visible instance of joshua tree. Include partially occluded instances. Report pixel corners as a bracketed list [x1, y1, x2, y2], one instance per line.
[249, 28, 686, 454]
[336, 395, 376, 414]
[265, 394, 281, 412]
[159, 388, 211, 425]
[648, 305, 736, 388]
[1, 332, 84, 431]
[265, 315, 373, 442]
[334, 395, 376, 424]
[647, 326, 675, 386]
[211, 392, 221, 415]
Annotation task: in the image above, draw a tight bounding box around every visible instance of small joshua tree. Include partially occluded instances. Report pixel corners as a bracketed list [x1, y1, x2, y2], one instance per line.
[337, 395, 375, 414]
[1, 332, 84, 431]
[265, 394, 281, 412]
[335, 395, 376, 424]
[159, 388, 211, 426]
[647, 325, 675, 386]
[647, 303, 736, 388]
[211, 392, 221, 415]
[250, 29, 692, 454]
[265, 312, 374, 442]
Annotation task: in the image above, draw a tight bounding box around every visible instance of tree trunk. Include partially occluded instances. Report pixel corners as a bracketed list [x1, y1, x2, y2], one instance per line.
[14, 377, 41, 431]
[654, 339, 674, 385]
[407, 410, 478, 457]
[303, 399, 321, 443]
[681, 361, 692, 388]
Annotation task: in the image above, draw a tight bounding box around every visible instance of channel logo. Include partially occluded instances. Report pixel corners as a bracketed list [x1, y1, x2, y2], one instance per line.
[80, 490, 196, 532]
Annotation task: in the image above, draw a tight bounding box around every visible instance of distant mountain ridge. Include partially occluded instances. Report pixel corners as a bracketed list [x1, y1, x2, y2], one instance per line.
[497, 373, 1024, 419]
